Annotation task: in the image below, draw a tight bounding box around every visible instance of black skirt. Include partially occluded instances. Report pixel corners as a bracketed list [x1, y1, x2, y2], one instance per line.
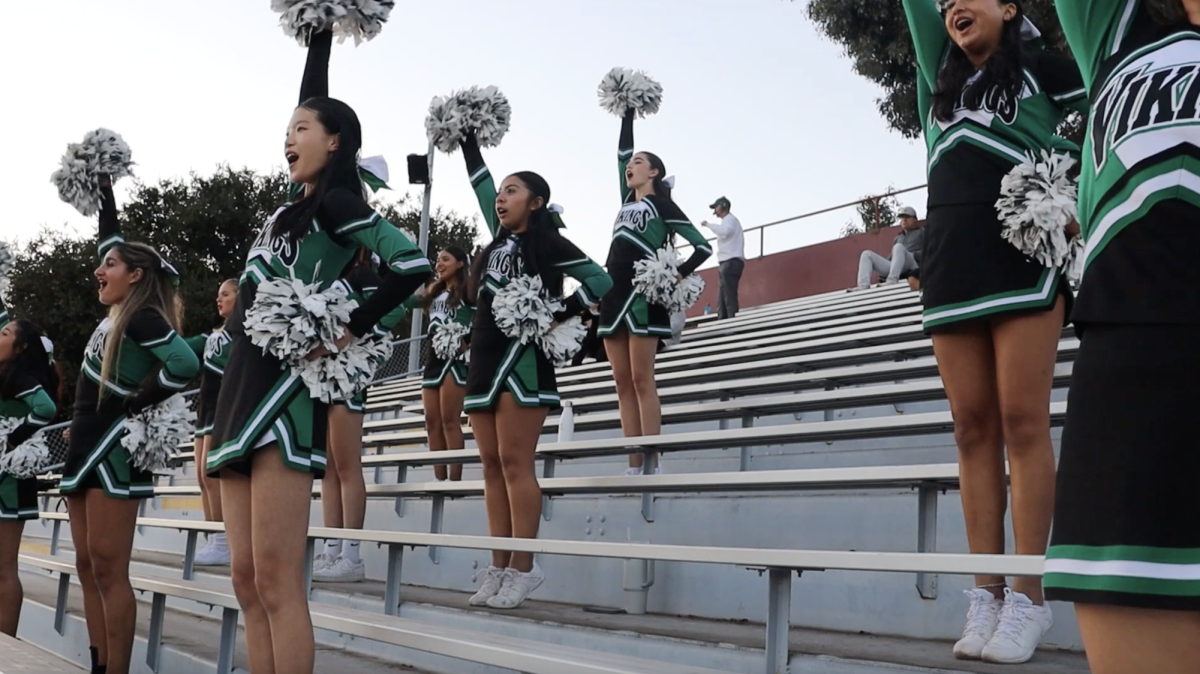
[598, 261, 670, 338]
[194, 371, 221, 438]
[920, 203, 1071, 332]
[463, 326, 558, 411]
[60, 396, 154, 500]
[1044, 324, 1200, 610]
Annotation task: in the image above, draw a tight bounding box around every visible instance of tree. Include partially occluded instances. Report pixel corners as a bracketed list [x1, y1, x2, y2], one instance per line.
[5, 166, 480, 412]
[841, 190, 902, 237]
[800, 0, 1084, 143]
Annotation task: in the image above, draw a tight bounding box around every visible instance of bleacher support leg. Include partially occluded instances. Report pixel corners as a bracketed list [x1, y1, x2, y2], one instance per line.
[374, 445, 385, 485]
[137, 499, 148, 536]
[384, 543, 404, 616]
[916, 482, 939, 600]
[182, 531, 198, 581]
[394, 465, 408, 518]
[739, 412, 755, 472]
[50, 520, 61, 556]
[146, 592, 166, 672]
[429, 495, 444, 564]
[542, 457, 557, 521]
[304, 538, 315, 596]
[640, 450, 659, 522]
[54, 573, 71, 635]
[823, 382, 837, 422]
[216, 608, 238, 674]
[765, 568, 792, 674]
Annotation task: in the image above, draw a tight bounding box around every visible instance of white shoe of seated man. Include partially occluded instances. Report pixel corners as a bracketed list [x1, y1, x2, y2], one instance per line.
[856, 243, 917, 289]
[193, 533, 230, 566]
[487, 562, 544, 609]
[313, 554, 365, 583]
[623, 465, 663, 476]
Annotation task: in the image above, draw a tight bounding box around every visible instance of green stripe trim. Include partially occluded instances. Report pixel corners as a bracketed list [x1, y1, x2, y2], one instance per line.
[1045, 573, 1200, 597]
[138, 330, 176, 349]
[332, 212, 381, 236]
[59, 417, 128, 491]
[923, 268, 1058, 328]
[1048, 545, 1200, 565]
[928, 126, 1026, 174]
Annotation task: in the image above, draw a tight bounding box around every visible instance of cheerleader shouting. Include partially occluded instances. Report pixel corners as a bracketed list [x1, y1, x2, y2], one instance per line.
[0, 294, 59, 637]
[207, 29, 429, 673]
[902, 0, 1085, 663]
[601, 111, 711, 474]
[1044, 1, 1200, 671]
[459, 132, 612, 609]
[192, 279, 236, 567]
[59, 177, 200, 674]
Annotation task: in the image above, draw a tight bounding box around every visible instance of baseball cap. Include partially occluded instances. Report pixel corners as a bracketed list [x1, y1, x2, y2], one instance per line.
[896, 206, 917, 219]
[709, 196, 731, 210]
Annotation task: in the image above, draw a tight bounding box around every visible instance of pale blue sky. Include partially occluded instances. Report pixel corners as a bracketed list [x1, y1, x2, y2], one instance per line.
[1, 0, 929, 267]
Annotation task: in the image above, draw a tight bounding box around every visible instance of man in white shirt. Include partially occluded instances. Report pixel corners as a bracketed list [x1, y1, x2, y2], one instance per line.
[701, 197, 745, 319]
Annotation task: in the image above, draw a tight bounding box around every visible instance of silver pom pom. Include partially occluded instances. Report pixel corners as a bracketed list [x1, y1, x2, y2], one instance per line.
[598, 67, 663, 118]
[0, 241, 14, 294]
[243, 276, 358, 363]
[272, 0, 394, 46]
[425, 86, 512, 154]
[121, 395, 196, 472]
[0, 434, 52, 480]
[295, 335, 393, 403]
[996, 151, 1080, 269]
[537, 316, 587, 367]
[50, 129, 134, 217]
[493, 276, 561, 345]
[430, 319, 469, 361]
[633, 246, 705, 313]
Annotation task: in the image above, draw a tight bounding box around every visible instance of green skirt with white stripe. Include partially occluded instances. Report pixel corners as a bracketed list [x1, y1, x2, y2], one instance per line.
[208, 332, 327, 478]
[1045, 324, 1200, 610]
[61, 403, 155, 500]
[464, 327, 558, 411]
[0, 473, 37, 520]
[920, 203, 1071, 331]
[598, 263, 671, 338]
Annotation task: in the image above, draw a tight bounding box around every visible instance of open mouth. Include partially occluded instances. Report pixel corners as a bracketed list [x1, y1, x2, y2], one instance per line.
[625, 170, 634, 180]
[954, 16, 974, 31]
[286, 152, 299, 166]
[496, 207, 508, 219]
[98, 280, 108, 292]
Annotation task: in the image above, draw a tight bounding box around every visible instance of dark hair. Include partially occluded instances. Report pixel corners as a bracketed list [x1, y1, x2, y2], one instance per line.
[932, 1, 1027, 122]
[272, 97, 364, 244]
[639, 152, 674, 201]
[470, 171, 570, 299]
[1144, 0, 1187, 24]
[422, 245, 471, 311]
[0, 319, 63, 408]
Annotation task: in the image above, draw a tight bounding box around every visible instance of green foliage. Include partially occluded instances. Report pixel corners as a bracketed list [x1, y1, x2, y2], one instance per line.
[842, 190, 902, 237]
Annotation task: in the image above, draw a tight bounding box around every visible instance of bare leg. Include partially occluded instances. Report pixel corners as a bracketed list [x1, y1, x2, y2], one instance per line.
[250, 447, 316, 674]
[197, 436, 222, 522]
[66, 496, 106, 667]
[0, 520, 27, 636]
[629, 333, 662, 439]
[470, 409, 510, 569]
[1076, 604, 1200, 674]
[990, 298, 1064, 604]
[319, 423, 343, 529]
[423, 388, 449, 482]
[604, 331, 643, 468]
[495, 393, 548, 572]
[439, 381, 467, 482]
[84, 491, 141, 674]
[933, 325, 1007, 596]
[327, 405, 366, 531]
[221, 469, 274, 674]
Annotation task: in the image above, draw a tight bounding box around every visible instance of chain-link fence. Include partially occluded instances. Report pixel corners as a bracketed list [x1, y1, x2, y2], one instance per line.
[374, 335, 426, 384]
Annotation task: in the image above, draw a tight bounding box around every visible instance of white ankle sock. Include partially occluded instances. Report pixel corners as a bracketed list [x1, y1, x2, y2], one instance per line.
[211, 533, 227, 549]
[324, 540, 342, 558]
[344, 541, 361, 564]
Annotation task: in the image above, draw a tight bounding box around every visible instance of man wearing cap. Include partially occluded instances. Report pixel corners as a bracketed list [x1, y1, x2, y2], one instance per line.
[856, 206, 923, 290]
[701, 197, 745, 319]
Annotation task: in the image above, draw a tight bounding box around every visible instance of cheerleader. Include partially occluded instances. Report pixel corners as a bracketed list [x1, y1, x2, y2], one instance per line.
[207, 29, 430, 673]
[902, 0, 1086, 664]
[1043, 2, 1200, 671]
[600, 111, 711, 474]
[191, 279, 236, 567]
[315, 250, 408, 584]
[0, 295, 59, 637]
[416, 245, 473, 483]
[459, 132, 612, 609]
[59, 176, 200, 674]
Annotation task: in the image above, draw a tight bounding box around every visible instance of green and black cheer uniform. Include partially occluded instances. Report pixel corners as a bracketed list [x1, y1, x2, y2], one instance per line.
[195, 330, 231, 438]
[599, 114, 711, 338]
[208, 32, 430, 478]
[904, 0, 1087, 331]
[60, 186, 201, 499]
[459, 138, 613, 411]
[0, 297, 57, 520]
[413, 290, 474, 389]
[333, 265, 410, 414]
[1045, 0, 1200, 611]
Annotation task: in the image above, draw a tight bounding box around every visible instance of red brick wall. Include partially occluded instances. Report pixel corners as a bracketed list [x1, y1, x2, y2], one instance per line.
[689, 225, 912, 316]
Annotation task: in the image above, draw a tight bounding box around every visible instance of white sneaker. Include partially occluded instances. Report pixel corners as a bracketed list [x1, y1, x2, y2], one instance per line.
[312, 555, 365, 583]
[469, 566, 510, 607]
[622, 466, 663, 476]
[486, 563, 544, 609]
[311, 553, 334, 575]
[953, 588, 1003, 660]
[981, 588, 1052, 664]
[193, 539, 231, 566]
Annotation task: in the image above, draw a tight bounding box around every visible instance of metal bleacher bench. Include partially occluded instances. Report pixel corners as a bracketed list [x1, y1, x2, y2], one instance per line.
[0, 632, 84, 673]
[23, 516, 1043, 674]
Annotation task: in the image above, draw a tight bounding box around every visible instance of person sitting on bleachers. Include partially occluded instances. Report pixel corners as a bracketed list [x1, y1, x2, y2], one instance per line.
[854, 206, 923, 290]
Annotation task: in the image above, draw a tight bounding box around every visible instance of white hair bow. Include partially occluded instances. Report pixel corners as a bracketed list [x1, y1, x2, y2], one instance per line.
[664, 176, 676, 189]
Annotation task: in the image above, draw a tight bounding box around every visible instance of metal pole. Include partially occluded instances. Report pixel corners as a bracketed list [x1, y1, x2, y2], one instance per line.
[407, 142, 436, 374]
